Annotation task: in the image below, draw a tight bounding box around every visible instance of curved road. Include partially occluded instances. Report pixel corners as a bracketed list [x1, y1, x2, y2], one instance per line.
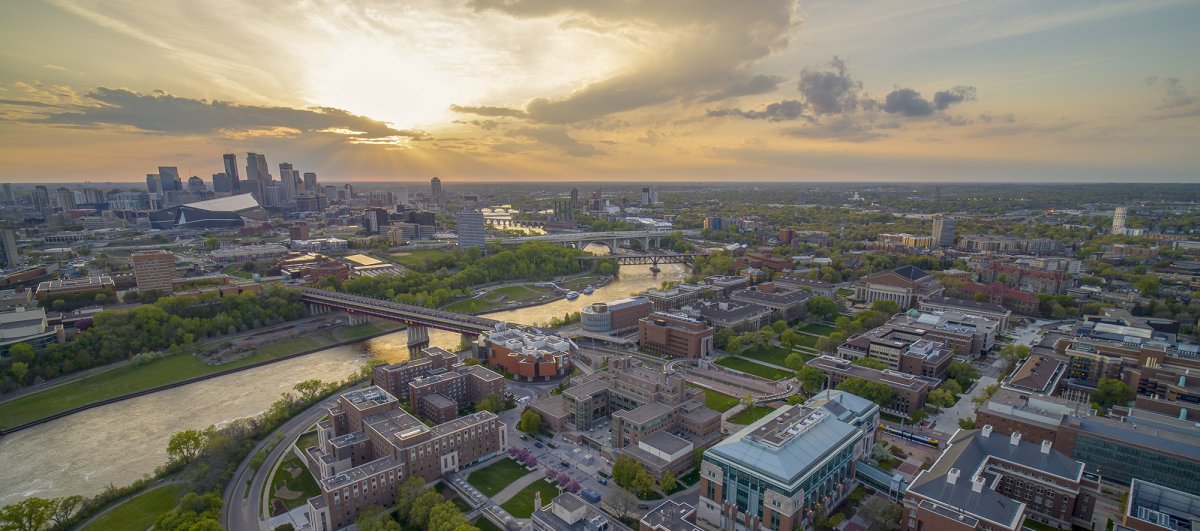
[221, 393, 349, 531]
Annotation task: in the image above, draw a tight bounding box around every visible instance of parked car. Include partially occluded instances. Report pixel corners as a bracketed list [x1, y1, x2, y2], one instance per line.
[535, 442, 544, 448]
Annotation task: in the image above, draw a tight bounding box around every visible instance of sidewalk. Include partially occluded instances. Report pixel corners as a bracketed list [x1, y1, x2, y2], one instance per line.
[491, 470, 546, 505]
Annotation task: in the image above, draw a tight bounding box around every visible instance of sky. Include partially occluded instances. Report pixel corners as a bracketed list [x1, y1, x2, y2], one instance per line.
[1, 0, 1198, 184]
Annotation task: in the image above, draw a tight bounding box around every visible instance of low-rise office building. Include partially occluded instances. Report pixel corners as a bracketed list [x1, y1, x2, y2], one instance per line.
[697, 390, 879, 531]
[34, 275, 114, 298]
[688, 299, 773, 333]
[531, 491, 633, 531]
[837, 327, 956, 379]
[728, 282, 809, 322]
[580, 296, 652, 334]
[920, 295, 1013, 333]
[0, 307, 62, 356]
[1120, 479, 1200, 531]
[480, 326, 575, 381]
[641, 283, 713, 311]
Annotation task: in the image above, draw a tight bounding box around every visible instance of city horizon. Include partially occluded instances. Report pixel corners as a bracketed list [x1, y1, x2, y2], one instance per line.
[2, 1, 1198, 183]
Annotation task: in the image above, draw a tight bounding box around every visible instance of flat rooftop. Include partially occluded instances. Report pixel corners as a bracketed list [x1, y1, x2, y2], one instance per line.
[341, 386, 397, 411]
[614, 401, 674, 425]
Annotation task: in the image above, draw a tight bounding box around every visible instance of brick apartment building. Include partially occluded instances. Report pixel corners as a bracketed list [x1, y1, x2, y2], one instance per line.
[130, 250, 177, 292]
[305, 386, 507, 531]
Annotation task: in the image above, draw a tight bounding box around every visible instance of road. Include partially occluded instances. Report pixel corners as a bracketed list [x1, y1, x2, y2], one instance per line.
[221, 393, 347, 531]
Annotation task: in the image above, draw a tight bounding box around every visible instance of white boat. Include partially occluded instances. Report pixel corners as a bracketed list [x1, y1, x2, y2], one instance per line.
[565, 291, 580, 300]
[582, 286, 595, 295]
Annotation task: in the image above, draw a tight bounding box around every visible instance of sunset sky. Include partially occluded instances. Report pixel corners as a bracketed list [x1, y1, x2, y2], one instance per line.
[1, 0, 1198, 183]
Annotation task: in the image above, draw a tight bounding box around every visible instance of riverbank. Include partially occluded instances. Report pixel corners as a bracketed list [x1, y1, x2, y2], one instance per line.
[0, 320, 404, 434]
[442, 273, 612, 315]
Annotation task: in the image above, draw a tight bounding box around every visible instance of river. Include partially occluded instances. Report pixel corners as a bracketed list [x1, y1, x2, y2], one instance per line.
[0, 258, 685, 504]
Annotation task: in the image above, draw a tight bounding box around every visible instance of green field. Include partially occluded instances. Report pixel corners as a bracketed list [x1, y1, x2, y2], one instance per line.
[714, 357, 791, 380]
[0, 320, 403, 429]
[443, 284, 555, 313]
[736, 345, 792, 367]
[729, 406, 776, 425]
[296, 430, 318, 451]
[560, 274, 607, 291]
[689, 384, 739, 412]
[81, 484, 185, 531]
[473, 517, 504, 531]
[389, 249, 452, 268]
[836, 288, 854, 297]
[500, 480, 562, 518]
[798, 323, 837, 335]
[467, 458, 530, 497]
[267, 454, 321, 512]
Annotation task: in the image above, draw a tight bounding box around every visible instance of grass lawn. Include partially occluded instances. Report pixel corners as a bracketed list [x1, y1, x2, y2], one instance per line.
[728, 406, 777, 425]
[689, 384, 739, 412]
[467, 458, 530, 497]
[1023, 518, 1059, 531]
[715, 357, 791, 381]
[389, 249, 452, 268]
[267, 454, 321, 512]
[443, 284, 554, 313]
[678, 469, 700, 487]
[837, 288, 854, 297]
[737, 345, 792, 367]
[295, 430, 318, 451]
[798, 323, 837, 335]
[500, 481, 562, 518]
[473, 518, 504, 531]
[0, 320, 402, 429]
[792, 334, 820, 349]
[81, 484, 185, 531]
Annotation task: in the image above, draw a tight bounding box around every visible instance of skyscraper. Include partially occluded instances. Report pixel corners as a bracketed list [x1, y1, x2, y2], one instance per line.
[303, 172, 317, 193]
[222, 153, 241, 193]
[457, 209, 485, 248]
[245, 153, 270, 201]
[131, 250, 178, 292]
[0, 229, 19, 268]
[32, 186, 50, 216]
[278, 162, 296, 204]
[1112, 207, 1127, 235]
[55, 187, 76, 210]
[641, 186, 657, 205]
[212, 172, 231, 193]
[430, 177, 443, 205]
[569, 187, 579, 211]
[146, 173, 160, 193]
[187, 176, 206, 194]
[157, 166, 182, 192]
[2, 184, 12, 205]
[931, 214, 957, 248]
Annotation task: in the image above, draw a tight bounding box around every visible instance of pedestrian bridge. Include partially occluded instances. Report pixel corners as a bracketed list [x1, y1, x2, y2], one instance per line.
[499, 229, 700, 253]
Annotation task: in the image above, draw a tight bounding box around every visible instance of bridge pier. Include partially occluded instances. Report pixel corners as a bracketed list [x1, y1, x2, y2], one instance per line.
[347, 312, 370, 326]
[407, 325, 430, 348]
[307, 302, 329, 315]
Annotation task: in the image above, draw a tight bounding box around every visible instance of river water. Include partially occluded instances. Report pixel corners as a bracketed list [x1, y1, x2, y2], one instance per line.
[0, 259, 685, 504]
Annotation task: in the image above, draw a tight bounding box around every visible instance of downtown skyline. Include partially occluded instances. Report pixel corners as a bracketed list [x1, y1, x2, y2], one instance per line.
[1, 0, 1199, 183]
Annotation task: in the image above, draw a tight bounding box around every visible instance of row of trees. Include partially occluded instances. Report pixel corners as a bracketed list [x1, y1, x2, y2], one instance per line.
[316, 243, 592, 308]
[356, 476, 480, 531]
[610, 455, 674, 498]
[0, 285, 306, 393]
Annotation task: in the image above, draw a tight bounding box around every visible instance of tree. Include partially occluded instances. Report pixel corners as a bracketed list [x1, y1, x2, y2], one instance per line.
[815, 332, 845, 354]
[797, 366, 826, 394]
[409, 490, 443, 529]
[941, 379, 963, 396]
[631, 468, 657, 498]
[166, 428, 211, 463]
[50, 495, 82, 528]
[607, 487, 638, 519]
[9, 361, 29, 383]
[851, 357, 888, 370]
[725, 337, 743, 355]
[428, 501, 470, 531]
[1136, 277, 1161, 297]
[910, 409, 928, 423]
[859, 496, 903, 531]
[785, 352, 807, 371]
[611, 455, 640, 488]
[714, 328, 734, 349]
[946, 361, 980, 389]
[771, 320, 788, 333]
[836, 378, 895, 407]
[356, 505, 402, 531]
[780, 330, 804, 351]
[958, 418, 977, 429]
[740, 393, 755, 409]
[660, 470, 677, 493]
[928, 389, 957, 409]
[1092, 378, 1134, 410]
[0, 497, 55, 531]
[394, 476, 426, 521]
[474, 393, 503, 413]
[155, 492, 222, 531]
[517, 408, 542, 435]
[806, 296, 839, 321]
[8, 342, 34, 362]
[871, 299, 901, 315]
[294, 379, 324, 402]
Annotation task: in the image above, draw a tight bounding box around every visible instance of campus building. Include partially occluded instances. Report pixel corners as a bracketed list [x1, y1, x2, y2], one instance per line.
[1120, 479, 1200, 531]
[975, 388, 1200, 496]
[920, 295, 1013, 333]
[131, 250, 177, 292]
[479, 325, 575, 381]
[806, 355, 931, 416]
[580, 296, 653, 334]
[531, 491, 634, 531]
[637, 312, 715, 358]
[853, 265, 944, 308]
[728, 282, 810, 322]
[305, 386, 507, 531]
[903, 426, 1098, 531]
[697, 390, 879, 531]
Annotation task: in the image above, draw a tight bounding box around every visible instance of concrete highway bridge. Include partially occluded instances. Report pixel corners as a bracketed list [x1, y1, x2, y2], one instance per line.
[300, 287, 500, 347]
[575, 252, 706, 266]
